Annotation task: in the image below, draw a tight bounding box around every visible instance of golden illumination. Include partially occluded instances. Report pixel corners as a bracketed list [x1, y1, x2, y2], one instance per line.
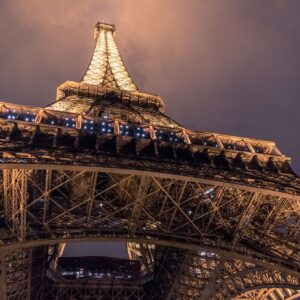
[82, 23, 138, 91]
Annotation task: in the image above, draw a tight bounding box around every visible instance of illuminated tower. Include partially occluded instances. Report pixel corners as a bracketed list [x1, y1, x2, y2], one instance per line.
[0, 22, 300, 300]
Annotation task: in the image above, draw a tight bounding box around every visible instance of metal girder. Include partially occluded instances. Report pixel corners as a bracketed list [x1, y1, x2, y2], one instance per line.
[0, 169, 300, 275]
[0, 21, 299, 300]
[152, 248, 300, 300]
[3, 169, 30, 241]
[233, 288, 300, 300]
[43, 280, 150, 300]
[0, 247, 46, 300]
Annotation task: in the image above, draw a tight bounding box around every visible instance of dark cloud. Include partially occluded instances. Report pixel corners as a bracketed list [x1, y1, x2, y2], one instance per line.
[0, 0, 300, 255]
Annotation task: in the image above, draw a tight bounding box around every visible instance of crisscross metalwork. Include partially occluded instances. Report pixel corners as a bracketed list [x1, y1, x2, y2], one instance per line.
[0, 22, 299, 300]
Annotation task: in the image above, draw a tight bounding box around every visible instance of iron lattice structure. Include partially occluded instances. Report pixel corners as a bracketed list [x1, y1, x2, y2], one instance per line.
[0, 22, 300, 299]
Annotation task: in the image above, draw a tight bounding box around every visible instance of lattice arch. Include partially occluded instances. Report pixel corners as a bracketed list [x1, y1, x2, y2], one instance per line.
[233, 288, 300, 300]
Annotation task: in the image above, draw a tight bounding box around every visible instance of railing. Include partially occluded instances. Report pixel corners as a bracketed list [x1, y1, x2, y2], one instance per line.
[0, 101, 283, 158]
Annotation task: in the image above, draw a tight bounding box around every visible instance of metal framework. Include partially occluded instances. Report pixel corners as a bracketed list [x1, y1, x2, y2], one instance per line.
[0, 22, 299, 299]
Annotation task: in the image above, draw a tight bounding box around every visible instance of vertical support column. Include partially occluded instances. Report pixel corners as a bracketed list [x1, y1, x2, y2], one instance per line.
[129, 176, 148, 236]
[26, 248, 32, 300]
[43, 169, 52, 225]
[3, 169, 29, 241]
[0, 252, 7, 300]
[0, 248, 31, 300]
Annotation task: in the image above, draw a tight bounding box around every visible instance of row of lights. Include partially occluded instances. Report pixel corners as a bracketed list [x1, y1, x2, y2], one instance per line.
[62, 270, 134, 279]
[1, 109, 267, 152]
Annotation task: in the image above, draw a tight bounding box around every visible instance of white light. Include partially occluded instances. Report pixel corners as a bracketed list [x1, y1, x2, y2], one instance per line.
[25, 117, 29, 121]
[66, 123, 69, 126]
[91, 127, 94, 130]
[84, 126, 87, 129]
[204, 187, 214, 195]
[72, 124, 75, 127]
[102, 128, 105, 132]
[51, 121, 55, 125]
[31, 118, 35, 121]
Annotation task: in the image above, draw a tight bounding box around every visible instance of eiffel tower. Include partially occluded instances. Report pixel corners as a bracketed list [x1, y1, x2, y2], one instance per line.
[0, 22, 300, 300]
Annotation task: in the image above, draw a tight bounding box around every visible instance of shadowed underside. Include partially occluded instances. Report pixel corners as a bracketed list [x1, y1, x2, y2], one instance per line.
[0, 22, 299, 300]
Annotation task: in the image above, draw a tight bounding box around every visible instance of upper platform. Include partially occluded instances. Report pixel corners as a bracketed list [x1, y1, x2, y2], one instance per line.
[81, 22, 138, 92]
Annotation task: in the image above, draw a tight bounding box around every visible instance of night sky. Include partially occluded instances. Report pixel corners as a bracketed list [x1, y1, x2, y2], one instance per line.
[0, 0, 300, 257]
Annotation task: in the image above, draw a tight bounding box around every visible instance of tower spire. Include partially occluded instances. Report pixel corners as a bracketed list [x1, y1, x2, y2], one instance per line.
[81, 22, 138, 92]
